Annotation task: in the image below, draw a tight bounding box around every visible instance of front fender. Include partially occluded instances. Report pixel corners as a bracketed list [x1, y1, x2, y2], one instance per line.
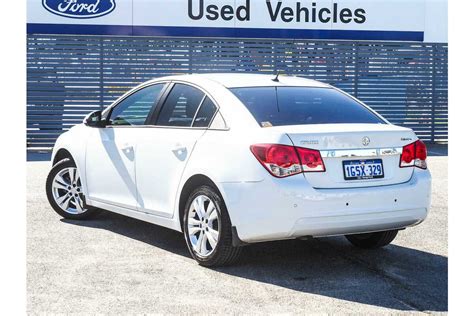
[51, 124, 93, 196]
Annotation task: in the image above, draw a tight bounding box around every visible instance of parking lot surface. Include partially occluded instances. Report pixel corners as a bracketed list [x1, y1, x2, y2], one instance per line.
[27, 149, 447, 314]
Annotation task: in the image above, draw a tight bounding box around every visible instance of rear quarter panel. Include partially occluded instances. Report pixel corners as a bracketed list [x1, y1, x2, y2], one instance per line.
[177, 125, 301, 226]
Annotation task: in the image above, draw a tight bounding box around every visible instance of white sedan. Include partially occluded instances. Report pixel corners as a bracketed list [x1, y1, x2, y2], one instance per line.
[46, 73, 431, 266]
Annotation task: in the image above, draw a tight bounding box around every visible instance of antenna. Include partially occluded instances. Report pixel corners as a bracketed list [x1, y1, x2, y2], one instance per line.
[272, 71, 281, 82]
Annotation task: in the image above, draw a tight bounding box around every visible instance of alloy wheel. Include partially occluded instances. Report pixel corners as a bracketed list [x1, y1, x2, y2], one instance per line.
[51, 167, 87, 214]
[187, 195, 220, 257]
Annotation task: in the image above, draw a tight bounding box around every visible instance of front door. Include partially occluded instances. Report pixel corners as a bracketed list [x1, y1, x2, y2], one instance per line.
[85, 83, 166, 209]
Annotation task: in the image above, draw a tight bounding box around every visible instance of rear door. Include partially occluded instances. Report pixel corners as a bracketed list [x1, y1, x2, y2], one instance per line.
[134, 83, 218, 217]
[85, 83, 166, 208]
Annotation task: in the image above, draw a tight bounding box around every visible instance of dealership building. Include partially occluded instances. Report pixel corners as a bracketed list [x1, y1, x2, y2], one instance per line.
[27, 0, 447, 150]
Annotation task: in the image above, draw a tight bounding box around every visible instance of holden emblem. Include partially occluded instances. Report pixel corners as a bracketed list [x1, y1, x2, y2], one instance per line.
[362, 136, 370, 146]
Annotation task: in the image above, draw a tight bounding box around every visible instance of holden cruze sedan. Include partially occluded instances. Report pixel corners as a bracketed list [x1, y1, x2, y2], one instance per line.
[46, 73, 431, 266]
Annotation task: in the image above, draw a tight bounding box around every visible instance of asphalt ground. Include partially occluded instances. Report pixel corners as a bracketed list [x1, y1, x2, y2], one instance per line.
[27, 146, 447, 314]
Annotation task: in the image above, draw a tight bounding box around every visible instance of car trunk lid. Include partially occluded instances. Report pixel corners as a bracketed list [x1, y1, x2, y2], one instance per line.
[274, 123, 416, 188]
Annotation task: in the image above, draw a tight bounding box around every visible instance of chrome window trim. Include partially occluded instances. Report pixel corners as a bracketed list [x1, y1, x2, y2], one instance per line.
[190, 95, 207, 127]
[319, 147, 403, 158]
[105, 124, 230, 131]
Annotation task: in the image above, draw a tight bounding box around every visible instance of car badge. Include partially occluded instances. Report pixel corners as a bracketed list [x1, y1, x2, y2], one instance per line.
[362, 136, 370, 146]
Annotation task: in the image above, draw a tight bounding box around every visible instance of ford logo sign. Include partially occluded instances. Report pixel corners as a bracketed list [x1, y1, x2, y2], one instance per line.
[42, 0, 116, 19]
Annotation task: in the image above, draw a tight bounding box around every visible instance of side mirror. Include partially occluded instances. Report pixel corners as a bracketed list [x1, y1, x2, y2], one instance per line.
[84, 110, 106, 128]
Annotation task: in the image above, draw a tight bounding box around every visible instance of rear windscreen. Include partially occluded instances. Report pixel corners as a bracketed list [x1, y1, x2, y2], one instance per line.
[230, 87, 385, 127]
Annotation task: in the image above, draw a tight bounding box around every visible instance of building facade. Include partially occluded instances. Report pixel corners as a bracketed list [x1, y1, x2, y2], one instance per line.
[27, 0, 448, 149]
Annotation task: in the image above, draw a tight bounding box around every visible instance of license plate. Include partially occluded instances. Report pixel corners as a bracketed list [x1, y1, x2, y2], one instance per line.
[343, 159, 384, 180]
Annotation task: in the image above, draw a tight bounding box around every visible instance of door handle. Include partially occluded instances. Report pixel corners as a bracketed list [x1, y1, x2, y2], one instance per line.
[172, 143, 186, 152]
[172, 143, 187, 160]
[120, 143, 134, 153]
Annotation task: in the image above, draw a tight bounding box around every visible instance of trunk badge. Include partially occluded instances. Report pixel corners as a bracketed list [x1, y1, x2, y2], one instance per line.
[300, 140, 319, 145]
[362, 136, 370, 146]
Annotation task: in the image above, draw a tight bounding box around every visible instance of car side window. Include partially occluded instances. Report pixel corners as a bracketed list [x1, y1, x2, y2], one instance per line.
[156, 84, 204, 127]
[193, 97, 217, 128]
[109, 84, 165, 126]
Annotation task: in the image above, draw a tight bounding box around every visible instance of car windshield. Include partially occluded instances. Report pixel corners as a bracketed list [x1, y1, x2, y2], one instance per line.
[230, 87, 385, 127]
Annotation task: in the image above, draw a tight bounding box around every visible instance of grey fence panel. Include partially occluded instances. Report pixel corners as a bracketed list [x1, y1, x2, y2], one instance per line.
[27, 35, 448, 149]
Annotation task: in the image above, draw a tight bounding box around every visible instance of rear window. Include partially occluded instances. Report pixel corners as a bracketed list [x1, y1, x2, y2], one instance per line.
[230, 87, 385, 127]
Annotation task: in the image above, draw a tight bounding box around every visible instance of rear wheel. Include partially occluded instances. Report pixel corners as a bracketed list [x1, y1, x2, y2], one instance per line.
[183, 185, 242, 267]
[345, 230, 398, 249]
[46, 159, 97, 220]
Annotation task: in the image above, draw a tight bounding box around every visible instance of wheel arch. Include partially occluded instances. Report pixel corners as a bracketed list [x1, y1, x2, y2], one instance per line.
[50, 125, 93, 200]
[178, 174, 223, 232]
[177, 173, 247, 247]
[52, 148, 75, 166]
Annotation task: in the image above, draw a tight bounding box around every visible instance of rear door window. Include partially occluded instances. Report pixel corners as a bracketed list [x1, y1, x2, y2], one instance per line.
[156, 84, 205, 127]
[193, 97, 217, 128]
[231, 87, 385, 127]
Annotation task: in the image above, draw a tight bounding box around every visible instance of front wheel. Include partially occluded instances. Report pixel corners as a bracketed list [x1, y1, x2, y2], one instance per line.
[46, 159, 97, 220]
[345, 230, 399, 249]
[183, 185, 242, 267]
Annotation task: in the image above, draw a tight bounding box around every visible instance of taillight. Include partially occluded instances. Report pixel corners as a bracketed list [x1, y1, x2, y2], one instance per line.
[250, 144, 301, 178]
[250, 144, 325, 178]
[295, 147, 326, 172]
[400, 140, 427, 169]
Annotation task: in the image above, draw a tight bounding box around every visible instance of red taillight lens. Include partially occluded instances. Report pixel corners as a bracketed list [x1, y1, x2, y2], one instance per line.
[400, 140, 427, 169]
[267, 145, 298, 169]
[400, 142, 416, 166]
[415, 140, 427, 161]
[295, 147, 326, 172]
[250, 144, 301, 178]
[250, 144, 325, 178]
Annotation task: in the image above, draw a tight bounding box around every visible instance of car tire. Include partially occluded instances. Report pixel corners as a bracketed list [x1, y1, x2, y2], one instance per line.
[46, 159, 97, 220]
[183, 185, 242, 267]
[345, 230, 399, 249]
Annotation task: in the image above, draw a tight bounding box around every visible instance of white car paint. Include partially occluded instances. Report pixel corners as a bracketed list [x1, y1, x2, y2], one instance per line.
[134, 127, 207, 218]
[85, 127, 138, 209]
[51, 73, 431, 243]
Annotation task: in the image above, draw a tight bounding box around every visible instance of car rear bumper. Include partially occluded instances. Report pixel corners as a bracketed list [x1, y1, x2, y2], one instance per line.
[220, 169, 431, 243]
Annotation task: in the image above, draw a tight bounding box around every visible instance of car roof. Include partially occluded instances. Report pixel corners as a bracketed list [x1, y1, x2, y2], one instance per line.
[149, 73, 330, 89]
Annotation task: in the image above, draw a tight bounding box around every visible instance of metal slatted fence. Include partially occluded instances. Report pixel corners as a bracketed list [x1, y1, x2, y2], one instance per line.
[27, 35, 448, 149]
